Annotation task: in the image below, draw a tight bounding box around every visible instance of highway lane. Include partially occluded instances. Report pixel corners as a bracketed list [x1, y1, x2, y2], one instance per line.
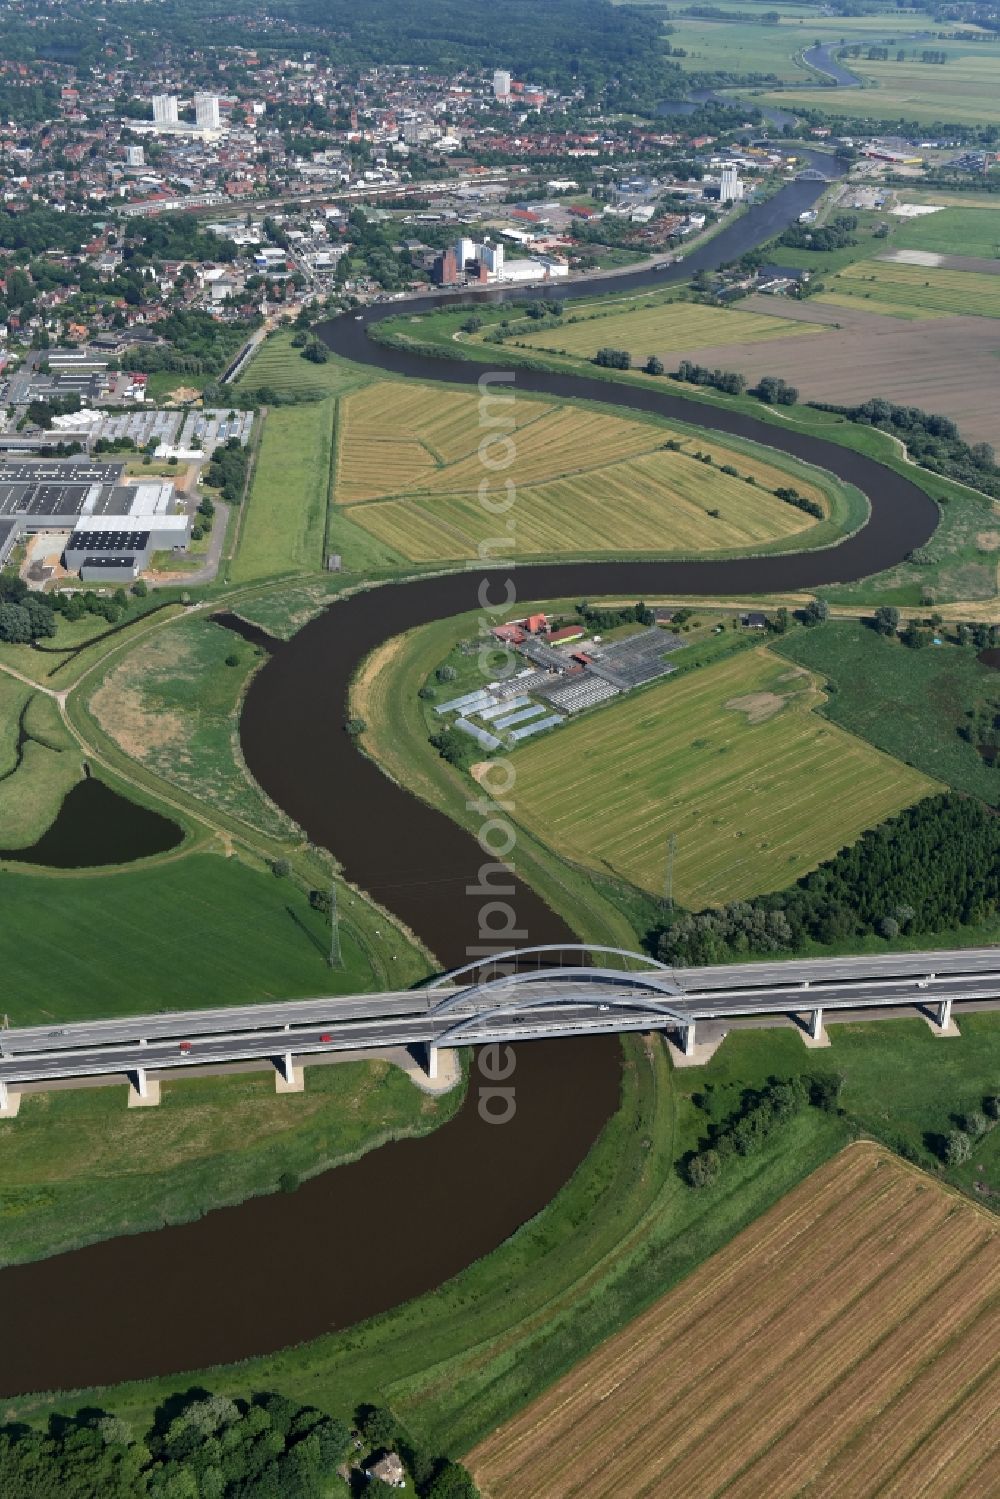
[4, 946, 997, 1060]
[3, 968, 999, 1086]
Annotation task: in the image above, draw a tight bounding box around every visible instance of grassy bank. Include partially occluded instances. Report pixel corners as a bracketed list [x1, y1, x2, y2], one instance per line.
[13, 1014, 999, 1452]
[0, 1057, 464, 1268]
[231, 401, 336, 581]
[83, 611, 291, 840]
[0, 681, 82, 849]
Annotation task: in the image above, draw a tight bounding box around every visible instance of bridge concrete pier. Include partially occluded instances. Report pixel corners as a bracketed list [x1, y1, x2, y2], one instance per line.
[799, 1007, 831, 1049]
[0, 1079, 21, 1119]
[664, 1022, 726, 1069]
[925, 996, 961, 1038]
[274, 1051, 304, 1093]
[127, 1066, 161, 1108]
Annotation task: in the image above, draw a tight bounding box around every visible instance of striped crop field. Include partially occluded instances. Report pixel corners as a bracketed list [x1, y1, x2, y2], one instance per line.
[830, 260, 1000, 319]
[509, 647, 936, 907]
[468, 1143, 1000, 1499]
[352, 449, 821, 562]
[334, 381, 838, 563]
[517, 299, 827, 360]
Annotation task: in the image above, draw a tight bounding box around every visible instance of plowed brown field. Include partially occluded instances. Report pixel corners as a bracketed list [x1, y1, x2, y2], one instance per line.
[468, 1144, 1000, 1499]
[662, 297, 1000, 449]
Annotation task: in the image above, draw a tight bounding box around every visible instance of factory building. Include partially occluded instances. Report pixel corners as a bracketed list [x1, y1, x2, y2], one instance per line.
[719, 164, 744, 204]
[0, 461, 190, 576]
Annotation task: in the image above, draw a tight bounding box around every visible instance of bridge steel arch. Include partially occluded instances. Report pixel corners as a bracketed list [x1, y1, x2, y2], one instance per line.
[423, 946, 694, 1067]
[427, 944, 680, 996]
[431, 985, 689, 1050]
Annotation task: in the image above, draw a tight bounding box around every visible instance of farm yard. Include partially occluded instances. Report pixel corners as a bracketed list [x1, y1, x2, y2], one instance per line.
[515, 299, 827, 362]
[508, 646, 936, 908]
[468, 1143, 1000, 1499]
[332, 380, 846, 563]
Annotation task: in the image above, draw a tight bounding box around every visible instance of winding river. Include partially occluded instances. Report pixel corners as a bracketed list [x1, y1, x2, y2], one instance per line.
[0, 155, 939, 1399]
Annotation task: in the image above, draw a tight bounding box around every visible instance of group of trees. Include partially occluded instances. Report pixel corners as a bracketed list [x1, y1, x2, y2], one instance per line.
[576, 599, 655, 628]
[811, 398, 1000, 500]
[673, 361, 747, 396]
[205, 437, 250, 505]
[774, 485, 823, 520]
[779, 213, 859, 254]
[685, 1074, 844, 1188]
[124, 312, 258, 378]
[593, 346, 632, 370]
[670, 363, 798, 406]
[0, 576, 147, 645]
[0, 596, 57, 644]
[657, 794, 1000, 966]
[753, 374, 798, 406]
[0, 1390, 478, 1499]
[943, 1096, 999, 1167]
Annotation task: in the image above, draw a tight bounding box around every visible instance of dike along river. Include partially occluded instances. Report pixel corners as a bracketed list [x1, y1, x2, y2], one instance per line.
[0, 156, 939, 1399]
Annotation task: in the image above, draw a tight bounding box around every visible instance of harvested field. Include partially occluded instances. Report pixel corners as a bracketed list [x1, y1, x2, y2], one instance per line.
[351, 448, 824, 562]
[517, 298, 827, 362]
[833, 259, 1000, 319]
[509, 646, 935, 907]
[335, 379, 843, 563]
[666, 296, 1000, 449]
[468, 1143, 1000, 1499]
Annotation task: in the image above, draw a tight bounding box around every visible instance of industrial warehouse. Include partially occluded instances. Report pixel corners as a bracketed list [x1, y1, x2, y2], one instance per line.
[435, 612, 684, 751]
[0, 459, 191, 582]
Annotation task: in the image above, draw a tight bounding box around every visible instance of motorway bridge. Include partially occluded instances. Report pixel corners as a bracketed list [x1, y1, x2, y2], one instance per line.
[0, 944, 995, 1111]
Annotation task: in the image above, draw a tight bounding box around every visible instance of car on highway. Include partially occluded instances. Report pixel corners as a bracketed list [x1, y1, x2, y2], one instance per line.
[320, 1033, 334, 1043]
[179, 1041, 194, 1057]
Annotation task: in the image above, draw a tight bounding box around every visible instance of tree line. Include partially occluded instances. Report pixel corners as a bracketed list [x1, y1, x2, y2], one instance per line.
[808, 397, 1000, 500]
[0, 1389, 477, 1499]
[656, 794, 1000, 965]
[671, 362, 799, 405]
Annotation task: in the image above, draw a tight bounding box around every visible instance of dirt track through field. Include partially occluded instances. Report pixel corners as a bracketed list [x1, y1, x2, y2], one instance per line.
[468, 1144, 1000, 1499]
[668, 297, 1000, 448]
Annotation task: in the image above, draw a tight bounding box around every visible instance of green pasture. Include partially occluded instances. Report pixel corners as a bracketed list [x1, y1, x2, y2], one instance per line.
[891, 205, 1000, 260]
[775, 622, 1000, 802]
[232, 401, 335, 580]
[0, 852, 377, 1026]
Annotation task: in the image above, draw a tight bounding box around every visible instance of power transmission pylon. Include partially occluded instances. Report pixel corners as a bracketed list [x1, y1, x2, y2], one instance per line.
[664, 833, 677, 910]
[328, 882, 343, 969]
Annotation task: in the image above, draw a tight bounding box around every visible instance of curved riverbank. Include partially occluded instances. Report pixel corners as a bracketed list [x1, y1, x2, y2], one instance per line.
[0, 156, 940, 1400]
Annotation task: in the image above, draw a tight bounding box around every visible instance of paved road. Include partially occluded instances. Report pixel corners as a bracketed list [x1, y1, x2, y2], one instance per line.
[2, 946, 997, 1088]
